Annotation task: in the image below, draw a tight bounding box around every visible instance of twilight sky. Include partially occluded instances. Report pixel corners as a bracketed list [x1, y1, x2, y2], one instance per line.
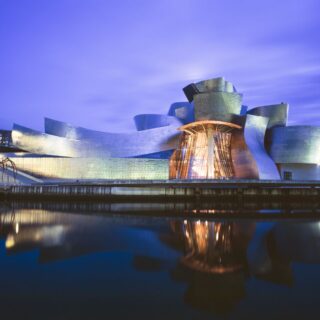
[0, 0, 319, 132]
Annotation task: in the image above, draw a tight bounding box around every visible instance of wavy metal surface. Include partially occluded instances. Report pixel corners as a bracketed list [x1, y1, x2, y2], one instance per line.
[12, 124, 104, 157]
[230, 129, 259, 179]
[194, 77, 237, 93]
[247, 103, 288, 129]
[134, 114, 182, 131]
[183, 77, 237, 102]
[193, 91, 243, 122]
[244, 115, 280, 179]
[269, 126, 320, 164]
[167, 102, 194, 124]
[43, 118, 180, 158]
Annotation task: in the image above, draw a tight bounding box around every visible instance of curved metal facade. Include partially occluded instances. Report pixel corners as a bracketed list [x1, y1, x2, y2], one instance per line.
[182, 77, 237, 102]
[269, 126, 320, 164]
[6, 76, 318, 181]
[12, 124, 100, 157]
[134, 114, 182, 131]
[244, 115, 280, 179]
[193, 91, 243, 123]
[182, 78, 243, 124]
[195, 77, 237, 93]
[167, 102, 194, 124]
[43, 118, 181, 158]
[230, 129, 259, 179]
[247, 103, 288, 129]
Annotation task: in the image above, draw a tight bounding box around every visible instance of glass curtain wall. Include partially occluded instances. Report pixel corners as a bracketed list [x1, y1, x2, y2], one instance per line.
[169, 121, 241, 179]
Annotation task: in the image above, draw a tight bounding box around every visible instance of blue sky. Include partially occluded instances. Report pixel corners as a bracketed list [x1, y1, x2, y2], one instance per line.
[0, 0, 319, 132]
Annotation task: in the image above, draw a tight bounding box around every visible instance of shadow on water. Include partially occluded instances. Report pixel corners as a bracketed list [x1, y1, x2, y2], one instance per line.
[1, 200, 320, 319]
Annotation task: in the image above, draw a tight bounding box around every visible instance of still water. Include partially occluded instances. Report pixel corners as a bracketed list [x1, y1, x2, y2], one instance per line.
[1, 201, 320, 319]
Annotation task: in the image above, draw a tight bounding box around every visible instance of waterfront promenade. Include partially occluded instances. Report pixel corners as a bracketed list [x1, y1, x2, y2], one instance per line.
[1, 179, 320, 200]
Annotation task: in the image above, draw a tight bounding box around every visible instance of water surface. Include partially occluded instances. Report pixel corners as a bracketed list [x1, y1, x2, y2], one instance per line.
[1, 202, 320, 319]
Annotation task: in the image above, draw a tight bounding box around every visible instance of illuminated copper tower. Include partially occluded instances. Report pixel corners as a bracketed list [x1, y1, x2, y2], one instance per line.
[169, 120, 241, 179]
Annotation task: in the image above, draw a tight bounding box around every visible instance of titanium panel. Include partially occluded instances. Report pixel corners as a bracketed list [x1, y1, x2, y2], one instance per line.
[269, 126, 320, 164]
[12, 124, 104, 157]
[43, 118, 180, 158]
[134, 114, 182, 131]
[182, 84, 200, 102]
[193, 91, 243, 122]
[244, 115, 280, 179]
[132, 150, 174, 159]
[230, 129, 259, 179]
[182, 77, 237, 102]
[167, 102, 194, 124]
[195, 77, 237, 93]
[240, 105, 248, 115]
[247, 103, 288, 128]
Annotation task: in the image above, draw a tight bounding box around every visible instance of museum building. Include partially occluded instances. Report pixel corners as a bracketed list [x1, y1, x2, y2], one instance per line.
[1, 77, 319, 181]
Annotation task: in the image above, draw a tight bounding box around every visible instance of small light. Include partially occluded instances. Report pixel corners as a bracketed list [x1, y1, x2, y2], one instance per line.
[15, 223, 19, 234]
[5, 236, 15, 249]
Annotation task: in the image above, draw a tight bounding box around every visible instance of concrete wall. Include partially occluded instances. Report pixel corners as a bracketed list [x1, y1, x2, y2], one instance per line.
[11, 157, 169, 180]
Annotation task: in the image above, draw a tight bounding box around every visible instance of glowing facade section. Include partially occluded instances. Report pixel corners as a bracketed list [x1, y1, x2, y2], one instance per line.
[179, 220, 254, 274]
[169, 120, 241, 179]
[11, 157, 169, 180]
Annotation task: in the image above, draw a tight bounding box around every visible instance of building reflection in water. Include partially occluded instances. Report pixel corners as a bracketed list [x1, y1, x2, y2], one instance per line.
[179, 220, 254, 274]
[167, 220, 255, 314]
[1, 203, 320, 315]
[248, 221, 320, 286]
[0, 206, 178, 262]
